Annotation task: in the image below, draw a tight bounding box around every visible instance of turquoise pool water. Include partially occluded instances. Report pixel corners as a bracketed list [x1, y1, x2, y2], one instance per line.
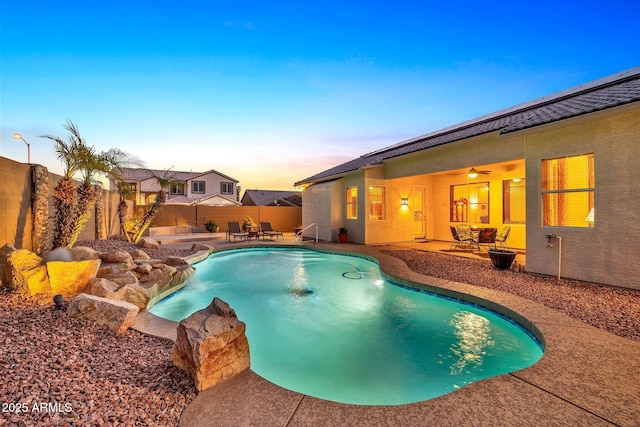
[150, 248, 543, 405]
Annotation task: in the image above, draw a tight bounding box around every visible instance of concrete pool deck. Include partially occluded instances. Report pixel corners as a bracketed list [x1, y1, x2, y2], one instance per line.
[134, 235, 640, 426]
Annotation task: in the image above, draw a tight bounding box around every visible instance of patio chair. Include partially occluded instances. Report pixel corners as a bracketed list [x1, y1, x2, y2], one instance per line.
[450, 226, 474, 250]
[495, 226, 511, 249]
[227, 221, 249, 242]
[473, 227, 497, 252]
[260, 222, 284, 240]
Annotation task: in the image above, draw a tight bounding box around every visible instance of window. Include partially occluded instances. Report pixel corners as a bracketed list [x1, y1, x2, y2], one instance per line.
[220, 182, 233, 195]
[346, 187, 358, 219]
[450, 182, 490, 223]
[369, 187, 386, 220]
[542, 153, 594, 227]
[503, 179, 526, 224]
[192, 181, 205, 194]
[170, 182, 185, 195]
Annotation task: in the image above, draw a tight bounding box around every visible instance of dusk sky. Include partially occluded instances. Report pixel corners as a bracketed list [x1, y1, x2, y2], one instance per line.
[2, 0, 639, 192]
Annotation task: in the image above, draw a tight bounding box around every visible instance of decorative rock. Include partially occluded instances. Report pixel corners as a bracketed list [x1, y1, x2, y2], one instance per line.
[191, 243, 212, 252]
[87, 277, 120, 298]
[4, 250, 51, 295]
[98, 271, 139, 287]
[171, 298, 250, 391]
[137, 237, 160, 249]
[67, 293, 140, 334]
[70, 246, 101, 261]
[152, 263, 178, 276]
[127, 249, 151, 260]
[101, 250, 134, 264]
[139, 268, 173, 288]
[135, 263, 153, 275]
[162, 256, 190, 267]
[47, 259, 102, 296]
[114, 284, 149, 309]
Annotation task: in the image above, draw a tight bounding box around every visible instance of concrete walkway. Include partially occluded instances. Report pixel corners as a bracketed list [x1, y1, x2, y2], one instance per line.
[135, 234, 640, 426]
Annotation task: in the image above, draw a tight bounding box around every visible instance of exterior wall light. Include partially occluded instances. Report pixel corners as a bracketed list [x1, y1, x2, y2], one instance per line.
[401, 197, 409, 206]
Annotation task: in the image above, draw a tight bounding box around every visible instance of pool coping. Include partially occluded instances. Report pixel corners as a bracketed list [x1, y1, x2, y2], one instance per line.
[134, 241, 640, 426]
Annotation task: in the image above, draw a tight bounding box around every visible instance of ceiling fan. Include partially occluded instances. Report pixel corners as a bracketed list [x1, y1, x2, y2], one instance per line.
[454, 167, 492, 178]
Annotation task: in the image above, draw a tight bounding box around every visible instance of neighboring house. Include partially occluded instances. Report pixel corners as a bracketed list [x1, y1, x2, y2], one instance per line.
[295, 66, 640, 290]
[241, 189, 302, 206]
[109, 168, 240, 206]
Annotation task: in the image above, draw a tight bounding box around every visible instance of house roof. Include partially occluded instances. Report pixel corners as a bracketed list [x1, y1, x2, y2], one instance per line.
[295, 66, 640, 186]
[112, 167, 238, 183]
[241, 189, 302, 206]
[112, 168, 202, 183]
[187, 169, 239, 183]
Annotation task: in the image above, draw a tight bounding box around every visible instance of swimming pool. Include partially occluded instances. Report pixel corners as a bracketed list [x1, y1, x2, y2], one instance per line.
[150, 247, 543, 405]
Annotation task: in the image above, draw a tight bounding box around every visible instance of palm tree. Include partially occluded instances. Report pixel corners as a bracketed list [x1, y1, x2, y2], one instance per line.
[131, 168, 176, 243]
[41, 121, 144, 248]
[95, 148, 144, 240]
[41, 121, 88, 248]
[115, 180, 136, 241]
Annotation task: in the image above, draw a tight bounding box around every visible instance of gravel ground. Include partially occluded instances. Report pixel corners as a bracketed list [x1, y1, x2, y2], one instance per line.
[0, 291, 197, 426]
[1, 240, 638, 426]
[383, 248, 640, 342]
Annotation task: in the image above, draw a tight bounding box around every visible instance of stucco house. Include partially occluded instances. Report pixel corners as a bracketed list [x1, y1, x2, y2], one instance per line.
[295, 66, 640, 290]
[241, 189, 302, 206]
[110, 168, 240, 206]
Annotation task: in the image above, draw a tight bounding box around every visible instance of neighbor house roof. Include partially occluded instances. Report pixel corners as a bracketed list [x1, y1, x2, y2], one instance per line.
[241, 189, 302, 206]
[295, 66, 640, 186]
[112, 168, 201, 183]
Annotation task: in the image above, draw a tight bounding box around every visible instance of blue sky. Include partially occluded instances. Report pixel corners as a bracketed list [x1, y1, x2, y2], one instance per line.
[2, 0, 639, 191]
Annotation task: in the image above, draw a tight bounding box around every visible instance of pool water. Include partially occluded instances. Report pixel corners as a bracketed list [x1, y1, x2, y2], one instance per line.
[150, 248, 543, 405]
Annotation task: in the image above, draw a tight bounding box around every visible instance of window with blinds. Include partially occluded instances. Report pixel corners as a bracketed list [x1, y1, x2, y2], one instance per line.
[541, 153, 594, 227]
[369, 187, 386, 220]
[346, 187, 358, 219]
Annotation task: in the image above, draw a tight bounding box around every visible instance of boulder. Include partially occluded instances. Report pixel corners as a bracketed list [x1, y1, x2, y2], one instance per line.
[127, 249, 151, 261]
[113, 284, 149, 309]
[151, 263, 177, 276]
[171, 298, 250, 391]
[4, 250, 51, 295]
[162, 256, 190, 267]
[137, 237, 160, 250]
[139, 267, 173, 288]
[47, 259, 102, 297]
[135, 263, 153, 275]
[87, 277, 120, 298]
[101, 250, 134, 264]
[98, 271, 139, 287]
[191, 243, 212, 252]
[70, 246, 101, 261]
[67, 293, 140, 334]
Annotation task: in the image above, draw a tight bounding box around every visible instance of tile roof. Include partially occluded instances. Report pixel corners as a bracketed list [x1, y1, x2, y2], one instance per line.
[113, 168, 201, 182]
[241, 189, 302, 206]
[295, 66, 640, 186]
